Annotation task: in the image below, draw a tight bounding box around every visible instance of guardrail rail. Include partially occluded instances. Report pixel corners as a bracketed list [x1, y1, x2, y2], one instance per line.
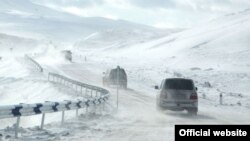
[24, 55, 43, 72]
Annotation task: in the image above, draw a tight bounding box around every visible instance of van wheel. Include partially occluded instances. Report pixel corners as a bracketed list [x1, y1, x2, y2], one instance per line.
[187, 108, 198, 115]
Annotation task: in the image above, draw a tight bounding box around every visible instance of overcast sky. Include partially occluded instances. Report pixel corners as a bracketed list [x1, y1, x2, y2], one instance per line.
[33, 0, 250, 28]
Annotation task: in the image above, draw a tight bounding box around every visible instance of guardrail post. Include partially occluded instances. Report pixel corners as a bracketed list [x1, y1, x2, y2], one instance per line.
[103, 97, 105, 111]
[61, 111, 65, 125]
[85, 88, 88, 97]
[103, 101, 105, 111]
[91, 90, 93, 97]
[100, 100, 103, 114]
[76, 109, 79, 117]
[15, 116, 21, 138]
[96, 91, 98, 97]
[41, 113, 45, 129]
[220, 93, 223, 105]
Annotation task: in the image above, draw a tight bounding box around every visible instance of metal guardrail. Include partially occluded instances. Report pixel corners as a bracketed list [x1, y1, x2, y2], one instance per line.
[0, 98, 108, 119]
[48, 72, 109, 95]
[0, 56, 110, 138]
[24, 55, 43, 72]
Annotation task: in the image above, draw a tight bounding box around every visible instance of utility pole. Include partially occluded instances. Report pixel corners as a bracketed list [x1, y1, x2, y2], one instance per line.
[116, 66, 120, 109]
[220, 93, 223, 105]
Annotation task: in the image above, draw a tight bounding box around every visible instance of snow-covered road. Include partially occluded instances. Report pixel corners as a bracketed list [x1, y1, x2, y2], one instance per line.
[0, 52, 250, 141]
[26, 55, 250, 141]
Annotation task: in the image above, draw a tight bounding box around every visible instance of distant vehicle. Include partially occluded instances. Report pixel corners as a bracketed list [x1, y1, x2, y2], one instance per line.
[155, 78, 198, 115]
[60, 50, 72, 62]
[103, 66, 127, 88]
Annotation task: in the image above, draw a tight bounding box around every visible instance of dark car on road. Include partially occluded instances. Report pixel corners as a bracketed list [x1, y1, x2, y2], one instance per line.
[103, 66, 127, 89]
[155, 78, 198, 115]
[61, 50, 72, 62]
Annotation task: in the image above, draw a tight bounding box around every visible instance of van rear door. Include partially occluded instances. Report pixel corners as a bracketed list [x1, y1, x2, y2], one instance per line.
[164, 79, 194, 101]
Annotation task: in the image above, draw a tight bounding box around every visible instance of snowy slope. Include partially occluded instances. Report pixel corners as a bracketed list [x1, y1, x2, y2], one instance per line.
[0, 0, 172, 44]
[74, 28, 179, 51]
[99, 9, 250, 72]
[78, 8, 250, 96]
[0, 33, 40, 55]
[0, 0, 177, 52]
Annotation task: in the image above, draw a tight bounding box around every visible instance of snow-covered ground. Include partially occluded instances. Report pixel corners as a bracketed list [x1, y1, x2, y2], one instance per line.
[0, 1, 250, 141]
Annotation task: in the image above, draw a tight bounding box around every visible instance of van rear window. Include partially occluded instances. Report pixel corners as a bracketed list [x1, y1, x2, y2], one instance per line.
[110, 69, 127, 80]
[165, 79, 194, 90]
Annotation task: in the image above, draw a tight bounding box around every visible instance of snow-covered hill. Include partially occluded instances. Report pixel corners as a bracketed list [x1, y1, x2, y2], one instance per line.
[0, 0, 172, 44]
[0, 33, 40, 54]
[74, 28, 179, 51]
[87, 9, 250, 72]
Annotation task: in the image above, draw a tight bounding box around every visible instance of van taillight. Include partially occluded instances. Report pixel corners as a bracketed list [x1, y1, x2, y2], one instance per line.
[190, 93, 198, 100]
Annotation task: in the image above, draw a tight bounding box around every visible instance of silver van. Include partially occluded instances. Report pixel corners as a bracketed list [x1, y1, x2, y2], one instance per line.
[155, 78, 198, 115]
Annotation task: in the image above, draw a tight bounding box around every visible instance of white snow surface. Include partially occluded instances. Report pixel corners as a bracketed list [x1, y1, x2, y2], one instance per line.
[0, 0, 172, 44]
[0, 2, 250, 141]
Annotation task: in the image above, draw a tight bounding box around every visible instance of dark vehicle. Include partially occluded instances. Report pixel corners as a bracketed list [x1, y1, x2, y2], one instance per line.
[155, 78, 198, 115]
[61, 50, 72, 62]
[103, 66, 127, 88]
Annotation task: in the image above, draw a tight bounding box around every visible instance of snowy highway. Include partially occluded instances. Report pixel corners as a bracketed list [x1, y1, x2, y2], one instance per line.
[1, 1, 250, 140]
[10, 53, 247, 141]
[0, 49, 249, 141]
